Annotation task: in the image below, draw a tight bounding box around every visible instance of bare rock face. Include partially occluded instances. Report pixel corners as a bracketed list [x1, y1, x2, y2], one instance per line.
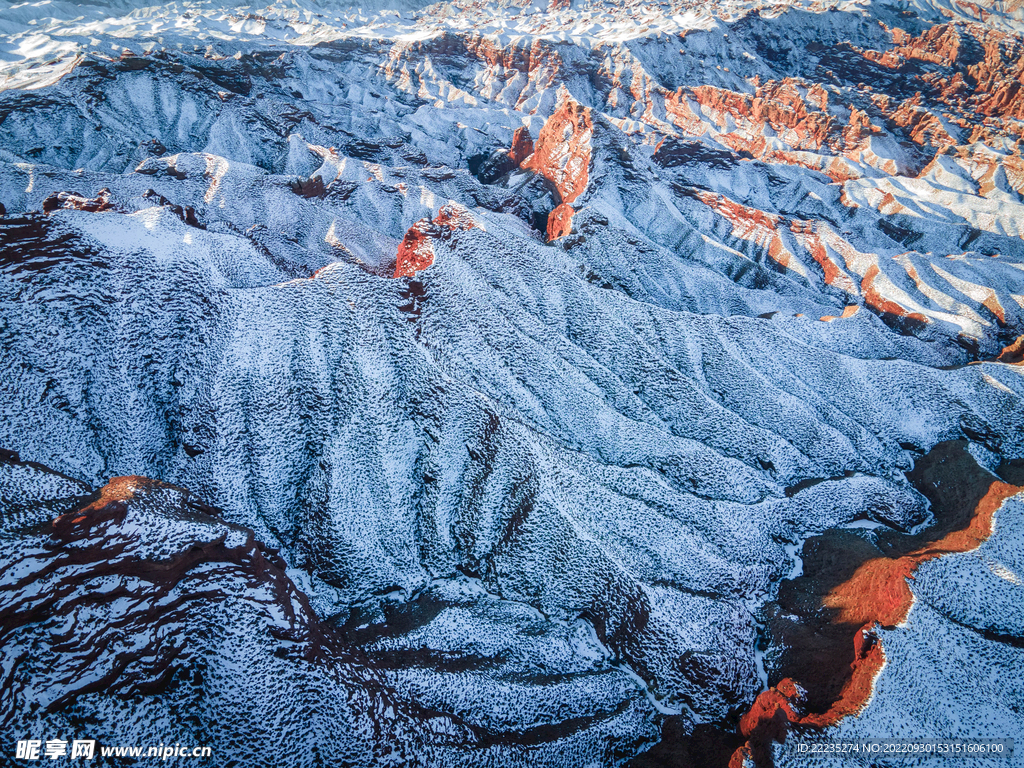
[508, 127, 535, 166]
[395, 218, 438, 278]
[394, 204, 477, 277]
[41, 188, 116, 215]
[1, 0, 1023, 765]
[519, 91, 593, 240]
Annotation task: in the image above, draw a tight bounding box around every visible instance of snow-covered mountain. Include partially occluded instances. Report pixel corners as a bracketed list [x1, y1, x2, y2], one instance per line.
[1, 0, 1023, 765]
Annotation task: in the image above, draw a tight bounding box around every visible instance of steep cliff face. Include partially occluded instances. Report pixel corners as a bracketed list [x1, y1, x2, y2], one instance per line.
[519, 92, 594, 239]
[1, 0, 1023, 765]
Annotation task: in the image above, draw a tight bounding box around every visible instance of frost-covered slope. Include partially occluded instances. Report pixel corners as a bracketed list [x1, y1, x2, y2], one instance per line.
[1, 0, 1023, 765]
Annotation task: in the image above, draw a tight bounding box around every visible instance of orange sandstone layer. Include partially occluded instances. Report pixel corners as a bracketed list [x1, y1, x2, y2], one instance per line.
[52, 475, 147, 532]
[997, 336, 1024, 365]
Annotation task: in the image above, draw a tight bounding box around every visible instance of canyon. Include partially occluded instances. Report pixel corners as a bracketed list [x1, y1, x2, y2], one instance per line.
[1, 0, 1023, 765]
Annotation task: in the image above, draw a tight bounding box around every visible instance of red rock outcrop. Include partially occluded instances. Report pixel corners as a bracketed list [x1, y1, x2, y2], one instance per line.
[458, 36, 564, 111]
[52, 475, 141, 533]
[652, 20, 1023, 184]
[393, 203, 478, 278]
[692, 80, 834, 153]
[996, 335, 1024, 364]
[545, 203, 575, 240]
[876, 23, 1024, 125]
[790, 222, 849, 289]
[394, 218, 437, 279]
[730, 624, 886, 768]
[680, 78, 891, 176]
[827, 471, 1023, 628]
[433, 201, 477, 231]
[820, 305, 860, 322]
[520, 91, 593, 240]
[41, 188, 116, 214]
[880, 93, 958, 150]
[51, 475, 218, 538]
[508, 126, 535, 165]
[383, 20, 1022, 193]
